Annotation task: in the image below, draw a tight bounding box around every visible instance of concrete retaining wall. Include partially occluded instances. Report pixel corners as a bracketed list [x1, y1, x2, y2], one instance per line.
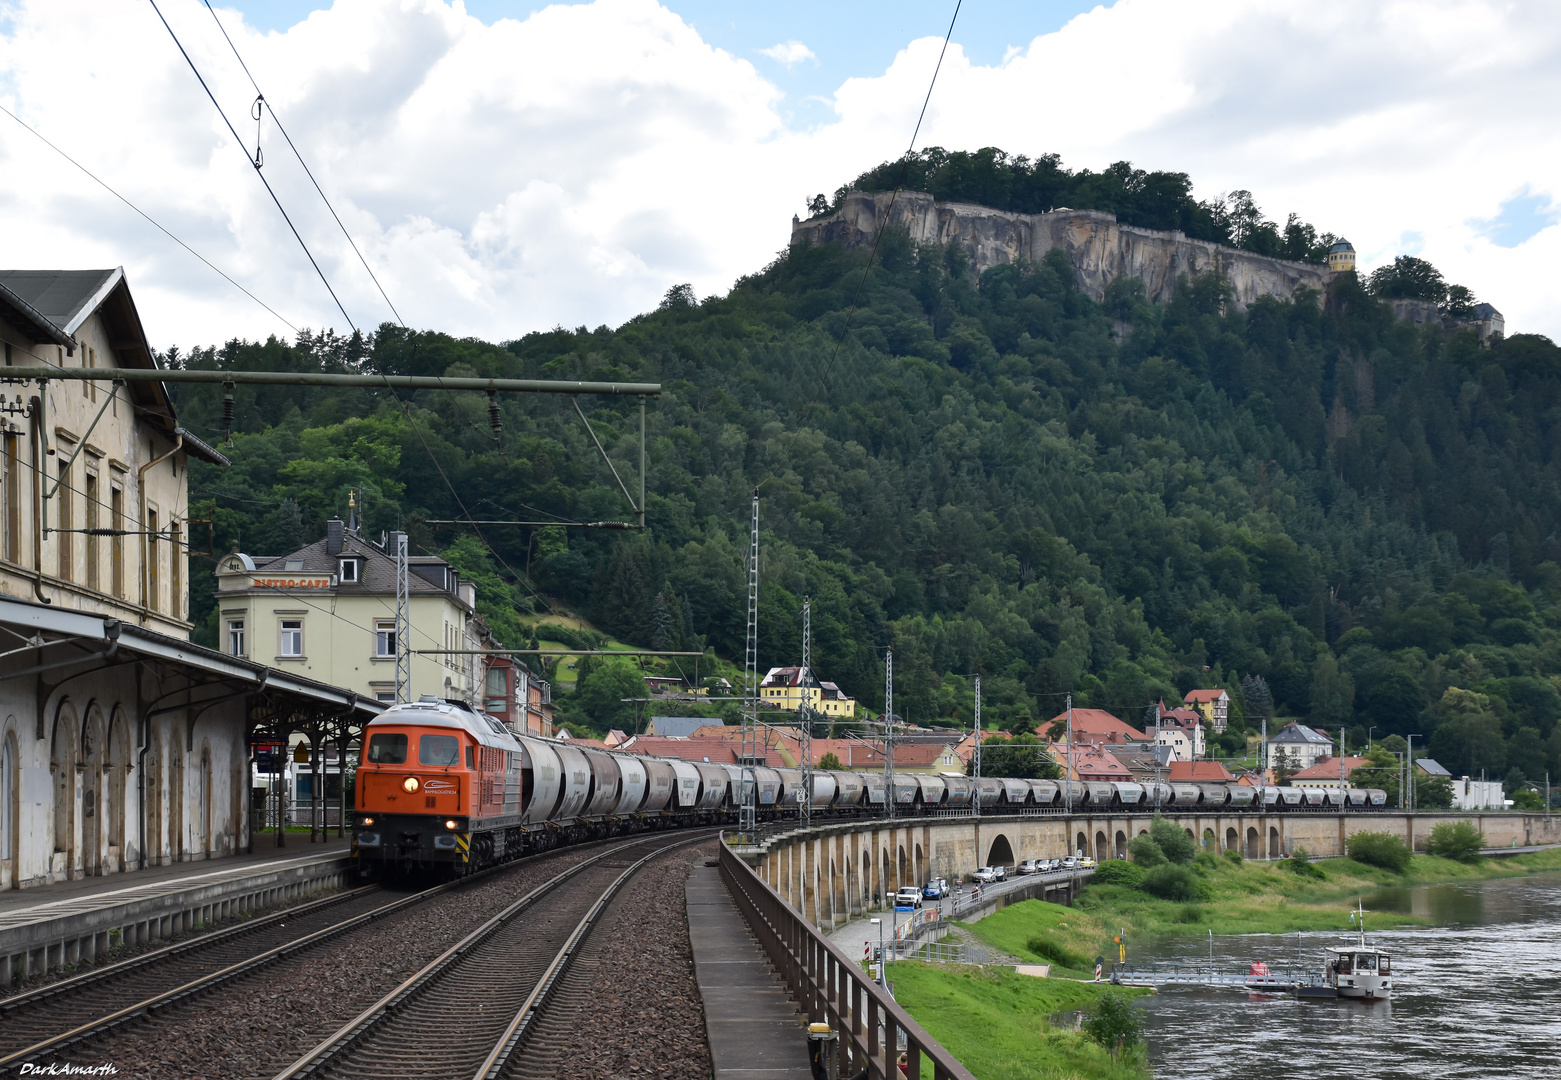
[0, 853, 353, 987]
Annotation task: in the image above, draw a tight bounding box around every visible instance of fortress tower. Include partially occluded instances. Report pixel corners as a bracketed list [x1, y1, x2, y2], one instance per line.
[1328, 239, 1357, 274]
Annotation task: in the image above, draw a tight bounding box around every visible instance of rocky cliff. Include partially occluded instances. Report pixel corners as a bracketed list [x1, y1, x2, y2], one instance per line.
[793, 190, 1334, 309]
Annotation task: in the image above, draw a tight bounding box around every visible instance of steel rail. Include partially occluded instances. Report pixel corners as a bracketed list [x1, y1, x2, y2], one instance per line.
[0, 841, 596, 1070]
[269, 830, 713, 1080]
[0, 367, 660, 397]
[0, 883, 381, 1019]
[473, 835, 705, 1080]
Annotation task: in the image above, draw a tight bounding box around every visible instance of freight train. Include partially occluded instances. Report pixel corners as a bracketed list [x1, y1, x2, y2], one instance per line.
[350, 697, 1390, 875]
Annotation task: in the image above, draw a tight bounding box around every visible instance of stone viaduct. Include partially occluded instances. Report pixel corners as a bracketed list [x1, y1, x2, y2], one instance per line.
[743, 810, 1561, 930]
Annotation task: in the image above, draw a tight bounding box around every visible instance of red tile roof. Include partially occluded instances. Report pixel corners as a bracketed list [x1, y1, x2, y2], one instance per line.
[1289, 756, 1369, 781]
[616, 736, 786, 767]
[1167, 761, 1234, 783]
[1183, 689, 1229, 704]
[1040, 709, 1148, 745]
[1049, 744, 1133, 781]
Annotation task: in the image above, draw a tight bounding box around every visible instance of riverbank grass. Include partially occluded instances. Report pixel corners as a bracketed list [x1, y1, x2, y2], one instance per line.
[888, 961, 1150, 1080]
[1072, 846, 1561, 939]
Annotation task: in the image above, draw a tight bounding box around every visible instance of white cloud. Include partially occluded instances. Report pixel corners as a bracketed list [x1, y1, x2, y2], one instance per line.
[0, 0, 1558, 347]
[759, 40, 816, 67]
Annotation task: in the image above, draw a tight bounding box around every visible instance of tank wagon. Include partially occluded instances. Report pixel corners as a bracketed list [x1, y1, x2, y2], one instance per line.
[351, 698, 1391, 876]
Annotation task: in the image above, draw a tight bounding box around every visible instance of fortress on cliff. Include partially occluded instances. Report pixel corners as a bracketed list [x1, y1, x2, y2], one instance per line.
[792, 190, 1504, 341]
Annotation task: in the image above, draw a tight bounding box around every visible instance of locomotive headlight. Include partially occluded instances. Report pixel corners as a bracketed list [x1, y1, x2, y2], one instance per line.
[445, 819, 458, 830]
[403, 776, 420, 793]
[361, 816, 374, 826]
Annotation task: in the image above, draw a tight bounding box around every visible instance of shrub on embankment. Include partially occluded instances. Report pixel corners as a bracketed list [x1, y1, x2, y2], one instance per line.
[1347, 832, 1413, 872]
[889, 963, 1150, 1080]
[1426, 821, 1485, 862]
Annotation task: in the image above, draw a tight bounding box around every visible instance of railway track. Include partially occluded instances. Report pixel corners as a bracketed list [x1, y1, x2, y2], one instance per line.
[269, 831, 712, 1080]
[0, 841, 610, 1073]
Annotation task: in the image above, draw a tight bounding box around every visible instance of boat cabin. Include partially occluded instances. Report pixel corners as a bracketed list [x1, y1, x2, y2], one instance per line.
[1325, 947, 1393, 1000]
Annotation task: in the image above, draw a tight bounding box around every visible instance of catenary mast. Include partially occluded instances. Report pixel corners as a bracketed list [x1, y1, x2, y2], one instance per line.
[739, 490, 759, 836]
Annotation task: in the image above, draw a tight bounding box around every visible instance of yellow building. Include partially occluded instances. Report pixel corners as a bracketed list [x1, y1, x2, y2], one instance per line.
[758, 665, 856, 718]
[1328, 239, 1356, 274]
[214, 519, 485, 706]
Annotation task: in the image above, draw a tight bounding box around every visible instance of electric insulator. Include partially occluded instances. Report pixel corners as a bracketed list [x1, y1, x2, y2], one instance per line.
[222, 383, 235, 445]
[488, 391, 502, 441]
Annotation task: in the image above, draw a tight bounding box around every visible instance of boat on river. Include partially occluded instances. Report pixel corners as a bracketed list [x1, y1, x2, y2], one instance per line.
[1306, 899, 1392, 1001]
[1320, 945, 1393, 1000]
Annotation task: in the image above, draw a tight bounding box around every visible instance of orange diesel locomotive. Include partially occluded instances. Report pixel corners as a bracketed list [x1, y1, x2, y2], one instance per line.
[354, 697, 529, 872]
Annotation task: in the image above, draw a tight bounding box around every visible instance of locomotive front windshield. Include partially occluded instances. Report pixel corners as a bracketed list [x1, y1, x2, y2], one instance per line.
[419, 734, 461, 766]
[367, 733, 408, 764]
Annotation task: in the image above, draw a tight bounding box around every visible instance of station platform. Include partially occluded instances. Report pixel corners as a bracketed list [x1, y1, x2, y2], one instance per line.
[1, 837, 354, 988]
[687, 859, 812, 1080]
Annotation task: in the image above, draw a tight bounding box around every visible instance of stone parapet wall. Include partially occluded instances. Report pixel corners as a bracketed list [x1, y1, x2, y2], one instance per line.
[751, 811, 1561, 929]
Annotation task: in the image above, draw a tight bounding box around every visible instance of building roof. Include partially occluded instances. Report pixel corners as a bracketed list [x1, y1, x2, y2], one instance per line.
[1290, 756, 1368, 782]
[1183, 689, 1229, 704]
[818, 681, 851, 700]
[1155, 701, 1202, 727]
[1112, 743, 1177, 777]
[761, 665, 821, 689]
[616, 735, 786, 767]
[1167, 761, 1234, 783]
[1050, 744, 1132, 781]
[646, 716, 709, 738]
[1415, 757, 1452, 777]
[1329, 239, 1355, 252]
[1041, 709, 1147, 745]
[0, 268, 229, 464]
[1269, 722, 1332, 746]
[245, 531, 464, 604]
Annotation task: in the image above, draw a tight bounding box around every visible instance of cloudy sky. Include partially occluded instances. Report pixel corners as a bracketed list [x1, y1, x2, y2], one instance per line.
[0, 0, 1557, 349]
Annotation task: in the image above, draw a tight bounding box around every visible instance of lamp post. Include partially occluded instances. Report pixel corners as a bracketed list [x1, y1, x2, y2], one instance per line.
[870, 917, 885, 985]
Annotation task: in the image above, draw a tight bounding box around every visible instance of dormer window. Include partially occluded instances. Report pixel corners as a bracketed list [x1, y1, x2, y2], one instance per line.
[284, 559, 305, 572]
[339, 558, 359, 583]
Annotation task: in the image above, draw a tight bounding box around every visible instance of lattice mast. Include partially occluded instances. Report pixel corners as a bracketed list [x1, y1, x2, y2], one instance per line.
[394, 531, 411, 703]
[739, 489, 760, 835]
[972, 674, 981, 818]
[799, 596, 812, 827]
[1065, 692, 1075, 816]
[883, 648, 894, 821]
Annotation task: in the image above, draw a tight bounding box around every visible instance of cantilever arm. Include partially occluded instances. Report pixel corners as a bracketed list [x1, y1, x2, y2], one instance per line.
[571, 396, 639, 515]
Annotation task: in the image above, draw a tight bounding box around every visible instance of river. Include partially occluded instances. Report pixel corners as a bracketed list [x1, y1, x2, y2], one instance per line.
[1126, 872, 1561, 1079]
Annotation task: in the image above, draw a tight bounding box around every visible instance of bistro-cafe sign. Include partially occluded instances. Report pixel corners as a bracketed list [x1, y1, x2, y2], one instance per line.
[251, 575, 332, 589]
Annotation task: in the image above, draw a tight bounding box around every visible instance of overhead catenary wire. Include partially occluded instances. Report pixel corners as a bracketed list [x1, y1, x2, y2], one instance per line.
[147, 0, 357, 334]
[200, 0, 405, 327]
[0, 101, 298, 334]
[816, 0, 963, 396]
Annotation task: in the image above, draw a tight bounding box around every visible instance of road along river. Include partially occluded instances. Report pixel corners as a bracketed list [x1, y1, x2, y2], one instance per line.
[1123, 872, 1561, 1079]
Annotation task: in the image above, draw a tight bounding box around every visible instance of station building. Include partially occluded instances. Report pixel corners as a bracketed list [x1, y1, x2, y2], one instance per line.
[0, 269, 378, 890]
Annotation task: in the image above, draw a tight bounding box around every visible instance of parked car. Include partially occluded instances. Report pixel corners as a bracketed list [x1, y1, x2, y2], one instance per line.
[1040, 858, 1059, 872]
[894, 886, 924, 909]
[972, 866, 999, 883]
[922, 878, 948, 900]
[1061, 856, 1080, 870]
[1017, 859, 1039, 875]
[1080, 856, 1098, 869]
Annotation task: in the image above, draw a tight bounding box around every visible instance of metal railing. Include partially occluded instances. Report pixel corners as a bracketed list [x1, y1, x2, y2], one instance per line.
[719, 836, 977, 1080]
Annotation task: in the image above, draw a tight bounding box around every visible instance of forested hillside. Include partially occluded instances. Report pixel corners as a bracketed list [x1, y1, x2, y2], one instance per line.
[167, 208, 1561, 794]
